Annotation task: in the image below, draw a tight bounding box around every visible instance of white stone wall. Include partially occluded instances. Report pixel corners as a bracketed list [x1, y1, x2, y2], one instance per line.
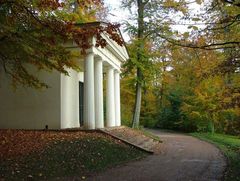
[0, 69, 61, 129]
[0, 28, 128, 130]
[60, 69, 83, 128]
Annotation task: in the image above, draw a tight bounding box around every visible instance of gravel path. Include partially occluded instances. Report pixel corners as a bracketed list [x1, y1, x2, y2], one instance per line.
[87, 129, 226, 181]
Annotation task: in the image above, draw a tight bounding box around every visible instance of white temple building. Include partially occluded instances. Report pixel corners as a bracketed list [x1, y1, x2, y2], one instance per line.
[0, 22, 129, 130]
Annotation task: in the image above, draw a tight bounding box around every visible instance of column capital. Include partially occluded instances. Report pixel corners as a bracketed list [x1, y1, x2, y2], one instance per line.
[114, 69, 121, 74]
[85, 50, 94, 55]
[106, 64, 114, 69]
[95, 56, 103, 61]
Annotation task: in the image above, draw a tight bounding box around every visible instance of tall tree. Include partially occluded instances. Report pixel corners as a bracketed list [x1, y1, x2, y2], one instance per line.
[122, 0, 188, 128]
[120, 0, 239, 133]
[131, 0, 145, 128]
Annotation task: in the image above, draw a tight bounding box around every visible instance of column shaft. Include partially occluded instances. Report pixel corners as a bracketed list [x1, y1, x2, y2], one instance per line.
[94, 59, 104, 128]
[114, 71, 121, 126]
[84, 53, 95, 129]
[106, 67, 115, 127]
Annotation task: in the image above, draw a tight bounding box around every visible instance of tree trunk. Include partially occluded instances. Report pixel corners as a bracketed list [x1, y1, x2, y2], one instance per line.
[132, 68, 143, 128]
[132, 0, 145, 128]
[159, 58, 166, 109]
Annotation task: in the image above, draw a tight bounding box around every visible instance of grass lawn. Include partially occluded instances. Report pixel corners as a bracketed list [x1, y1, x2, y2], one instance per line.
[191, 132, 240, 181]
[0, 130, 147, 180]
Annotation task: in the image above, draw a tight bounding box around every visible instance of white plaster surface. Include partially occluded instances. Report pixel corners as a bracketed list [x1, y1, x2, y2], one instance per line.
[83, 53, 95, 129]
[0, 69, 61, 129]
[114, 71, 121, 126]
[94, 59, 104, 128]
[106, 67, 115, 127]
[0, 27, 129, 130]
[61, 68, 82, 129]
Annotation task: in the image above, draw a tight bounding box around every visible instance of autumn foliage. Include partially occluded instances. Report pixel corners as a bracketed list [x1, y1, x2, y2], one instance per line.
[0, 129, 145, 180]
[0, 0, 123, 88]
[0, 129, 114, 159]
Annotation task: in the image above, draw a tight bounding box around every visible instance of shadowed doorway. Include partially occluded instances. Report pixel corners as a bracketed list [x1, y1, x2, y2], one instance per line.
[79, 81, 84, 126]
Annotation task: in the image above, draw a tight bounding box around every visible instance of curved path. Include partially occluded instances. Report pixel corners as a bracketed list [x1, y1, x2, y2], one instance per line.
[88, 129, 226, 181]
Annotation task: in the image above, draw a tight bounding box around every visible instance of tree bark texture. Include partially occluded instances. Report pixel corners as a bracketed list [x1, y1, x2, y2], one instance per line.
[132, 0, 145, 128]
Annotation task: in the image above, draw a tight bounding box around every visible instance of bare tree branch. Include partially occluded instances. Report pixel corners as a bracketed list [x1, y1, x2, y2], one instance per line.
[223, 0, 240, 7]
[156, 33, 240, 50]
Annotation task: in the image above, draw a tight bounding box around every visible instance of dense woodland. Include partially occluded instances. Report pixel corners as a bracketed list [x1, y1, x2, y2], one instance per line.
[122, 43, 240, 135]
[0, 0, 239, 135]
[120, 0, 240, 135]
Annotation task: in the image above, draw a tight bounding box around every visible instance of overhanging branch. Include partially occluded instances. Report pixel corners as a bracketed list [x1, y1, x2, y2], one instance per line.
[155, 33, 240, 50]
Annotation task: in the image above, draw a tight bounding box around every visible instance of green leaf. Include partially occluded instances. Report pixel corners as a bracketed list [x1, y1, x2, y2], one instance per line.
[183, 32, 189, 39]
[187, 25, 198, 30]
[192, 26, 199, 30]
[195, 0, 202, 5]
[192, 18, 201, 21]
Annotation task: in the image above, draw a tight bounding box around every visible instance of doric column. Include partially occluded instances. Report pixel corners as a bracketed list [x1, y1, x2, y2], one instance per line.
[114, 70, 121, 126]
[84, 52, 95, 129]
[94, 58, 104, 128]
[106, 66, 115, 127]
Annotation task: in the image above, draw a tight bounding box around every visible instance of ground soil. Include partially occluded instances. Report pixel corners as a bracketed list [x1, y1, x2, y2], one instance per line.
[87, 129, 226, 181]
[0, 130, 111, 159]
[0, 129, 145, 180]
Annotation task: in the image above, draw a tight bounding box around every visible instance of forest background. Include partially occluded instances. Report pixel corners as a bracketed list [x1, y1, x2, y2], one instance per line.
[0, 0, 239, 135]
[108, 0, 240, 135]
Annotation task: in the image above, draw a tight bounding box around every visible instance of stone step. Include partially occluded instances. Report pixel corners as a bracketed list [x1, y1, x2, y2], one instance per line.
[100, 126, 162, 154]
[141, 139, 155, 150]
[136, 137, 153, 146]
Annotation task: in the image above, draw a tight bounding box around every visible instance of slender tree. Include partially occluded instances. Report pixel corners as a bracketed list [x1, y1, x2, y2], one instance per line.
[131, 0, 145, 128]
[122, 0, 188, 128]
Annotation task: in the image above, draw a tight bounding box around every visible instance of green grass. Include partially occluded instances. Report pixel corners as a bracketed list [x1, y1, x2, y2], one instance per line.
[0, 136, 147, 180]
[140, 128, 162, 142]
[190, 133, 240, 181]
